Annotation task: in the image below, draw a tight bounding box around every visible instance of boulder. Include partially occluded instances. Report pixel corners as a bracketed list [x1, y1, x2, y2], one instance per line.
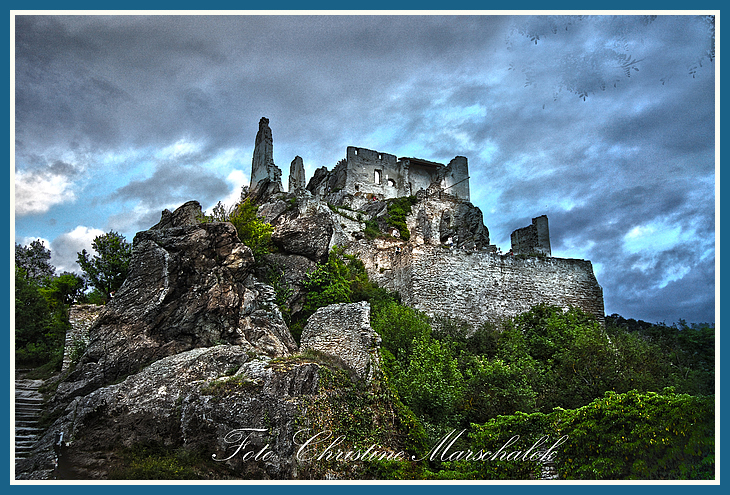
[300, 302, 381, 381]
[271, 213, 334, 263]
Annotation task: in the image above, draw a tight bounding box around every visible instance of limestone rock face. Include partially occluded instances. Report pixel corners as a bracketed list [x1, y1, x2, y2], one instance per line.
[300, 302, 381, 381]
[271, 212, 334, 263]
[288, 156, 306, 193]
[150, 200, 203, 230]
[250, 117, 282, 195]
[263, 252, 317, 316]
[57, 220, 297, 403]
[438, 201, 491, 250]
[20, 345, 321, 480]
[305, 160, 347, 197]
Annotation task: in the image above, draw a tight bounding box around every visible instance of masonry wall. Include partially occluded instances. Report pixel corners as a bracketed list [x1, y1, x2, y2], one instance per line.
[353, 242, 604, 329]
[63, 304, 104, 372]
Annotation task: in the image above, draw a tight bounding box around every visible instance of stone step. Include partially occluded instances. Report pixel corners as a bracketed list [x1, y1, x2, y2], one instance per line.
[16, 437, 38, 444]
[15, 424, 41, 430]
[16, 404, 43, 412]
[15, 412, 42, 420]
[15, 423, 42, 430]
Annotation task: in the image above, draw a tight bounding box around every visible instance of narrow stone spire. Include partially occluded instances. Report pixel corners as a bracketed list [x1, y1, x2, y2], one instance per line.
[250, 117, 282, 194]
[289, 156, 306, 193]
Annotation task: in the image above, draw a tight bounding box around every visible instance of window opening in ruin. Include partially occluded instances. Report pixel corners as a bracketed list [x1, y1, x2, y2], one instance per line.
[374, 170, 382, 184]
[378, 154, 382, 160]
[388, 178, 396, 187]
[354, 149, 358, 156]
[355, 184, 360, 191]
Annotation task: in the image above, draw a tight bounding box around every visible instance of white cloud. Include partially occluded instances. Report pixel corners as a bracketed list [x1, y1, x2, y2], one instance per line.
[16, 236, 51, 249]
[205, 169, 248, 214]
[623, 221, 686, 255]
[50, 226, 106, 274]
[159, 138, 203, 159]
[14, 170, 76, 215]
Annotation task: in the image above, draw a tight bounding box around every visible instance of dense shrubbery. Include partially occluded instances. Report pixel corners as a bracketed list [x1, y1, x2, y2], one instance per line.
[467, 389, 714, 480]
[370, 299, 714, 479]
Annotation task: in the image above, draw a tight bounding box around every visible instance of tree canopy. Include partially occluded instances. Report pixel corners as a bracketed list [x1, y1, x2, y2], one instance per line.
[77, 231, 132, 300]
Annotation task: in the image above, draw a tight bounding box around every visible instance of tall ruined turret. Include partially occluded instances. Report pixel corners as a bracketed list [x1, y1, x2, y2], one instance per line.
[250, 117, 283, 195]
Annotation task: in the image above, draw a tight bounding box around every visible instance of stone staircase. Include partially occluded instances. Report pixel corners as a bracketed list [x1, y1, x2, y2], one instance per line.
[15, 376, 45, 462]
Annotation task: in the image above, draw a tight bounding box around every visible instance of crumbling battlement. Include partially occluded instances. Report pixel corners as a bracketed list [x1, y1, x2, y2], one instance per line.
[511, 215, 552, 256]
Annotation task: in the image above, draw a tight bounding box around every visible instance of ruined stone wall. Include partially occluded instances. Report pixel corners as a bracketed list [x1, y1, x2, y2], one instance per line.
[62, 304, 104, 373]
[352, 243, 604, 329]
[511, 215, 551, 256]
[345, 146, 406, 198]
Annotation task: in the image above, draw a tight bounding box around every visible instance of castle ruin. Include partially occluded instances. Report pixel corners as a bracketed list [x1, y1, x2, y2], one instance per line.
[246, 117, 604, 326]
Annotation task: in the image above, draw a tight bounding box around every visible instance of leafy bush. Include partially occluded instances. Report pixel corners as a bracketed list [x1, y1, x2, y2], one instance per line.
[462, 357, 537, 424]
[391, 335, 464, 428]
[467, 389, 714, 480]
[558, 390, 714, 479]
[228, 198, 274, 262]
[372, 301, 431, 364]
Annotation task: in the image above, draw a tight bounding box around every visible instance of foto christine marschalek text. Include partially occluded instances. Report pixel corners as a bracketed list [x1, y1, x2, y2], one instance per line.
[212, 428, 568, 464]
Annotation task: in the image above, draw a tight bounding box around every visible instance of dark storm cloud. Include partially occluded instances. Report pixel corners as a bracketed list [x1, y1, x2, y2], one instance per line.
[14, 15, 511, 159]
[111, 162, 230, 208]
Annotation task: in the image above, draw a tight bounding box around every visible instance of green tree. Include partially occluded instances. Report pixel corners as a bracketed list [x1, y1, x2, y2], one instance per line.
[15, 239, 55, 284]
[15, 266, 52, 352]
[41, 272, 86, 308]
[77, 231, 132, 301]
[462, 357, 537, 424]
[372, 301, 432, 364]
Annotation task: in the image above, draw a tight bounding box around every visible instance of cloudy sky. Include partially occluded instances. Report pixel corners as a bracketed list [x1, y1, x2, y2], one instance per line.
[13, 13, 716, 324]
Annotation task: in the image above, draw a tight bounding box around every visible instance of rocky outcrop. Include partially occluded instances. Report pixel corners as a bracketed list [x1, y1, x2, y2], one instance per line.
[250, 117, 282, 196]
[271, 212, 334, 263]
[19, 345, 318, 479]
[437, 201, 491, 250]
[150, 200, 203, 230]
[57, 218, 297, 404]
[300, 302, 381, 382]
[264, 253, 317, 317]
[289, 156, 306, 193]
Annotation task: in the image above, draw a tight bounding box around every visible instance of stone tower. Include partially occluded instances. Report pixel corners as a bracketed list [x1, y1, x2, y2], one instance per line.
[289, 156, 306, 193]
[250, 117, 283, 194]
[511, 215, 551, 256]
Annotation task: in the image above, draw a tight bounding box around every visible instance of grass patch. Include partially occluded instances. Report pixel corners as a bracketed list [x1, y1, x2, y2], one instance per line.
[199, 374, 262, 396]
[109, 442, 229, 480]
